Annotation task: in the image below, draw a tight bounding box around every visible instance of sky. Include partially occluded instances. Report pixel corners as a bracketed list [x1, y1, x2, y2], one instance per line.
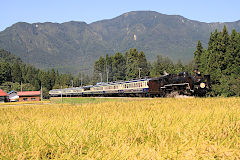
[1, 0, 240, 31]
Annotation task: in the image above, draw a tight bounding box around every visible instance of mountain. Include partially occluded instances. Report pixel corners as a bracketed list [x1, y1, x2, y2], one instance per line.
[0, 48, 22, 63]
[0, 11, 239, 74]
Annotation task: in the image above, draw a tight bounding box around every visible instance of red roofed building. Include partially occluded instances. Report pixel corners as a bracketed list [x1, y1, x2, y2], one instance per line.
[0, 89, 8, 103]
[17, 91, 41, 102]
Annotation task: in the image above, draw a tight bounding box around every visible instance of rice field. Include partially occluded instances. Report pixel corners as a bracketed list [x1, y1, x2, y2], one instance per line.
[0, 97, 240, 159]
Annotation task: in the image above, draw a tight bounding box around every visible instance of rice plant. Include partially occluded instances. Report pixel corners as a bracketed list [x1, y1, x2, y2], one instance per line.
[0, 98, 240, 159]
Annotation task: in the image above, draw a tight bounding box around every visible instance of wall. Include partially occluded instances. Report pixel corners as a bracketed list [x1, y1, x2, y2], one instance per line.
[18, 96, 40, 102]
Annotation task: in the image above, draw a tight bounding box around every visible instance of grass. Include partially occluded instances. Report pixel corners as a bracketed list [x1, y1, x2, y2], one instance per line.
[0, 100, 50, 106]
[0, 97, 240, 159]
[50, 97, 141, 104]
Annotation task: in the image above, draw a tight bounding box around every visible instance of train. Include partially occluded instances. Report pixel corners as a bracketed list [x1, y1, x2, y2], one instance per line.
[49, 70, 211, 97]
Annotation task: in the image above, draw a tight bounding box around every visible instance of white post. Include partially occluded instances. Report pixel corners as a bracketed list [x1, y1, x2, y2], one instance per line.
[61, 86, 63, 103]
[138, 68, 142, 79]
[107, 71, 109, 83]
[41, 85, 43, 101]
[99, 73, 102, 82]
[80, 73, 83, 87]
[71, 80, 73, 88]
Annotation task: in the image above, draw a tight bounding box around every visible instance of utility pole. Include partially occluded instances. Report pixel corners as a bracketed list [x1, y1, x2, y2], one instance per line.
[20, 81, 23, 92]
[61, 86, 63, 103]
[71, 80, 73, 88]
[99, 73, 102, 82]
[106, 61, 108, 83]
[80, 75, 83, 87]
[106, 68, 109, 83]
[138, 68, 142, 79]
[41, 85, 43, 101]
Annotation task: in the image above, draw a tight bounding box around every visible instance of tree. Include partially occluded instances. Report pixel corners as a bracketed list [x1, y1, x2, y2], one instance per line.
[218, 25, 230, 71]
[49, 69, 56, 89]
[112, 52, 126, 81]
[194, 40, 203, 68]
[0, 82, 20, 93]
[22, 83, 35, 91]
[137, 51, 149, 78]
[105, 54, 113, 82]
[194, 26, 240, 96]
[224, 29, 240, 76]
[206, 29, 222, 83]
[38, 71, 51, 90]
[0, 61, 11, 84]
[174, 60, 184, 73]
[150, 55, 175, 77]
[92, 56, 105, 83]
[125, 48, 139, 80]
[11, 62, 22, 83]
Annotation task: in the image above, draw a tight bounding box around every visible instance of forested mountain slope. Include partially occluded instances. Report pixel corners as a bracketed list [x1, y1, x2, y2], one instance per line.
[0, 11, 239, 74]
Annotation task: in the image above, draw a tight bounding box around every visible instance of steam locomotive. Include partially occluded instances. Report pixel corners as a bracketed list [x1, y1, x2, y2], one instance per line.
[148, 70, 211, 97]
[49, 70, 211, 97]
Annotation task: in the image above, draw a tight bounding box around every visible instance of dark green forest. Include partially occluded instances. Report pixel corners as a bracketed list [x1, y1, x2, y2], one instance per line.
[0, 49, 90, 98]
[194, 26, 240, 96]
[92, 48, 192, 83]
[0, 26, 239, 97]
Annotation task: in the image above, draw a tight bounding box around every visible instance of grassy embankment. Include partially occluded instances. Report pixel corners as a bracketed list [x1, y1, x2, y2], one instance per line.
[0, 97, 240, 159]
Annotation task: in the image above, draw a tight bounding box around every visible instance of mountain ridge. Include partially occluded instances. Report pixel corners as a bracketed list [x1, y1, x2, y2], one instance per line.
[0, 11, 239, 74]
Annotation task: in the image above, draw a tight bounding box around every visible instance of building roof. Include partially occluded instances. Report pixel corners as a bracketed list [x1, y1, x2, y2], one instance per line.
[17, 91, 41, 96]
[0, 89, 8, 96]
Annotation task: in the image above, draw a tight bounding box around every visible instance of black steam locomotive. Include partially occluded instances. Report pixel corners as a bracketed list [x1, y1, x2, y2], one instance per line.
[148, 69, 211, 97]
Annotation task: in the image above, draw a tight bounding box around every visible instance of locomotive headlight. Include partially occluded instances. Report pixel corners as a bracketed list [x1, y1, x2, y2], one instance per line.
[200, 82, 206, 88]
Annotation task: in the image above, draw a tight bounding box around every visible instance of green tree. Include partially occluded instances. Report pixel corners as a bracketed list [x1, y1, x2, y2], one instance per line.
[126, 48, 138, 79]
[150, 55, 175, 77]
[92, 56, 105, 83]
[194, 26, 240, 96]
[38, 71, 51, 90]
[105, 54, 113, 82]
[112, 52, 126, 81]
[194, 40, 203, 68]
[0, 61, 11, 84]
[137, 51, 149, 78]
[224, 29, 240, 76]
[11, 62, 22, 83]
[218, 25, 230, 71]
[49, 69, 56, 89]
[174, 60, 184, 73]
